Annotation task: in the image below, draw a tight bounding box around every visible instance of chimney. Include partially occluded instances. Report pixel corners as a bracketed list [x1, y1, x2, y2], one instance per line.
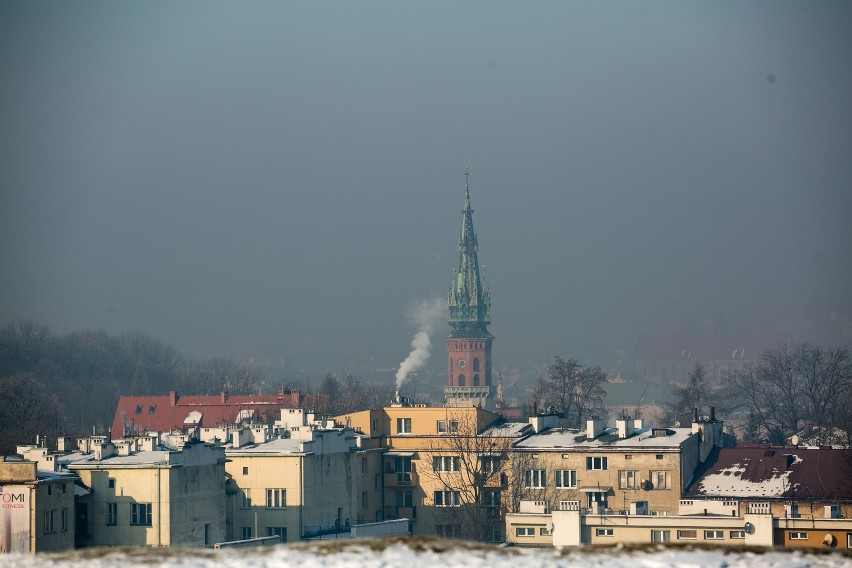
[616, 417, 635, 439]
[633, 418, 644, 431]
[586, 417, 605, 439]
[693, 407, 699, 422]
[710, 406, 716, 421]
[169, 391, 178, 407]
[220, 391, 227, 404]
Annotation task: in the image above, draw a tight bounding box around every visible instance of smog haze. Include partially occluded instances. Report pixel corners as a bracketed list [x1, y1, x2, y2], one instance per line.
[2, 2, 851, 371]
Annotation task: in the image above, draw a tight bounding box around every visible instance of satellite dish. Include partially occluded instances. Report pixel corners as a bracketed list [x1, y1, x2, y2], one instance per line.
[743, 522, 754, 534]
[640, 479, 649, 490]
[823, 534, 837, 547]
[791, 435, 799, 446]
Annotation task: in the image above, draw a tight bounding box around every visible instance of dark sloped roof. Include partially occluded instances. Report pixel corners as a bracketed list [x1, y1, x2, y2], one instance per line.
[686, 447, 852, 501]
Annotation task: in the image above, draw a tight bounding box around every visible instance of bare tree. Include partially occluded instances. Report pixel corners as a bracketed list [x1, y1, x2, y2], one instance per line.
[0, 373, 63, 454]
[663, 362, 716, 426]
[724, 343, 851, 444]
[419, 413, 517, 541]
[538, 356, 607, 428]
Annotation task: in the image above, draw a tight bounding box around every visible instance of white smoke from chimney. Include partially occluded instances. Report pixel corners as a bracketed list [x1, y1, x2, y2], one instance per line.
[395, 297, 445, 391]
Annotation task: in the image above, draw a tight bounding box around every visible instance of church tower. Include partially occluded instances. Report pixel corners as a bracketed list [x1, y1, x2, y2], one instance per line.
[445, 163, 494, 409]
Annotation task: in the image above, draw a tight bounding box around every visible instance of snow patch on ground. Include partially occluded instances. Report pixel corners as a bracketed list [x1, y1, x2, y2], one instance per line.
[7, 540, 851, 568]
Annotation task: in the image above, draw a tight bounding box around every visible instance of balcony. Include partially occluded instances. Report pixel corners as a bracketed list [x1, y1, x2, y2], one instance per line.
[384, 471, 418, 487]
[384, 506, 417, 520]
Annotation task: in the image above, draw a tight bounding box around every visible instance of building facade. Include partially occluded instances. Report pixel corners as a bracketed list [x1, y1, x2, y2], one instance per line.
[60, 436, 226, 548]
[0, 456, 76, 553]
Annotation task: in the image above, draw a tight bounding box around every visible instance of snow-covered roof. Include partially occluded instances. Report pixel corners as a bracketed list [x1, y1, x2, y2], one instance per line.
[481, 422, 531, 438]
[514, 426, 694, 450]
[687, 447, 852, 500]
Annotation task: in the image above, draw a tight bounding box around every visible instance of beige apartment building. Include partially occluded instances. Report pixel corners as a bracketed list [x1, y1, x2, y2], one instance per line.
[337, 402, 526, 541]
[511, 413, 724, 519]
[59, 435, 226, 548]
[224, 426, 383, 542]
[0, 455, 76, 553]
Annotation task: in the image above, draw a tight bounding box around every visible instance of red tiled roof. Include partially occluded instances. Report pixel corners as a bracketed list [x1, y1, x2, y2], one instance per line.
[686, 447, 852, 501]
[110, 390, 321, 439]
[636, 333, 791, 362]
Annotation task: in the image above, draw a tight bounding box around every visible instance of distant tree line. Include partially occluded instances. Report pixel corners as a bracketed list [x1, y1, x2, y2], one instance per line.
[722, 342, 852, 446]
[0, 320, 389, 455]
[660, 342, 852, 446]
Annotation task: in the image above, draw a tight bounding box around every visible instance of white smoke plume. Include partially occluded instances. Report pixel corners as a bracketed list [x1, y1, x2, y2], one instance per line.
[395, 297, 445, 390]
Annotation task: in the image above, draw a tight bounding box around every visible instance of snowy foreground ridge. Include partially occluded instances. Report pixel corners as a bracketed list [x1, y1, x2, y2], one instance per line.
[9, 539, 852, 568]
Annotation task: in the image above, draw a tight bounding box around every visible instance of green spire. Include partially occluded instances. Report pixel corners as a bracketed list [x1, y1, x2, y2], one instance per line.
[448, 162, 491, 336]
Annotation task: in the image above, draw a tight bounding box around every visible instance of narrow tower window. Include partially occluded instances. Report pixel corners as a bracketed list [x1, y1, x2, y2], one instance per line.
[458, 374, 466, 386]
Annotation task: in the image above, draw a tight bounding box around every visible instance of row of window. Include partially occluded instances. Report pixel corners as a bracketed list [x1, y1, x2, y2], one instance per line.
[104, 502, 153, 526]
[43, 509, 69, 534]
[515, 524, 751, 541]
[240, 489, 288, 509]
[523, 469, 671, 490]
[438, 524, 502, 542]
[240, 527, 287, 541]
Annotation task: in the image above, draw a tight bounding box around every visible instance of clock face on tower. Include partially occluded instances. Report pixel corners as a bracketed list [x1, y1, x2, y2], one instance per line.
[457, 359, 467, 368]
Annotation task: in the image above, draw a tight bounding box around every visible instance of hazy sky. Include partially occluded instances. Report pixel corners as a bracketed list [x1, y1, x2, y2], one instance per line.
[2, 2, 851, 372]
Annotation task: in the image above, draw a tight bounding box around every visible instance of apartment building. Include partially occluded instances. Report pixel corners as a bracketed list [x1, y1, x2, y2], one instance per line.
[336, 401, 527, 541]
[0, 454, 77, 553]
[224, 425, 383, 542]
[511, 413, 724, 520]
[684, 446, 852, 547]
[58, 435, 226, 548]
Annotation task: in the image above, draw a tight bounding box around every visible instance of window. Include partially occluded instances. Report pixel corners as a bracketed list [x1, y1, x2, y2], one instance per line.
[618, 470, 638, 489]
[394, 456, 412, 483]
[108, 478, 115, 489]
[730, 530, 745, 539]
[242, 527, 253, 540]
[650, 470, 671, 490]
[267, 527, 286, 541]
[241, 489, 252, 509]
[705, 530, 724, 540]
[61, 508, 68, 532]
[516, 527, 535, 537]
[525, 469, 546, 488]
[434, 490, 460, 507]
[596, 528, 614, 536]
[473, 358, 480, 371]
[586, 456, 608, 470]
[484, 489, 500, 517]
[437, 420, 458, 434]
[362, 492, 368, 508]
[242, 466, 249, 475]
[677, 530, 697, 539]
[436, 524, 457, 538]
[395, 489, 413, 508]
[397, 418, 412, 434]
[652, 530, 671, 543]
[433, 456, 460, 472]
[789, 532, 808, 540]
[361, 457, 367, 474]
[106, 503, 117, 525]
[48, 485, 52, 495]
[656, 454, 663, 460]
[266, 488, 286, 508]
[131, 503, 153, 526]
[484, 524, 502, 542]
[148, 404, 156, 414]
[43, 510, 55, 533]
[552, 469, 576, 488]
[847, 533, 852, 548]
[481, 456, 501, 474]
